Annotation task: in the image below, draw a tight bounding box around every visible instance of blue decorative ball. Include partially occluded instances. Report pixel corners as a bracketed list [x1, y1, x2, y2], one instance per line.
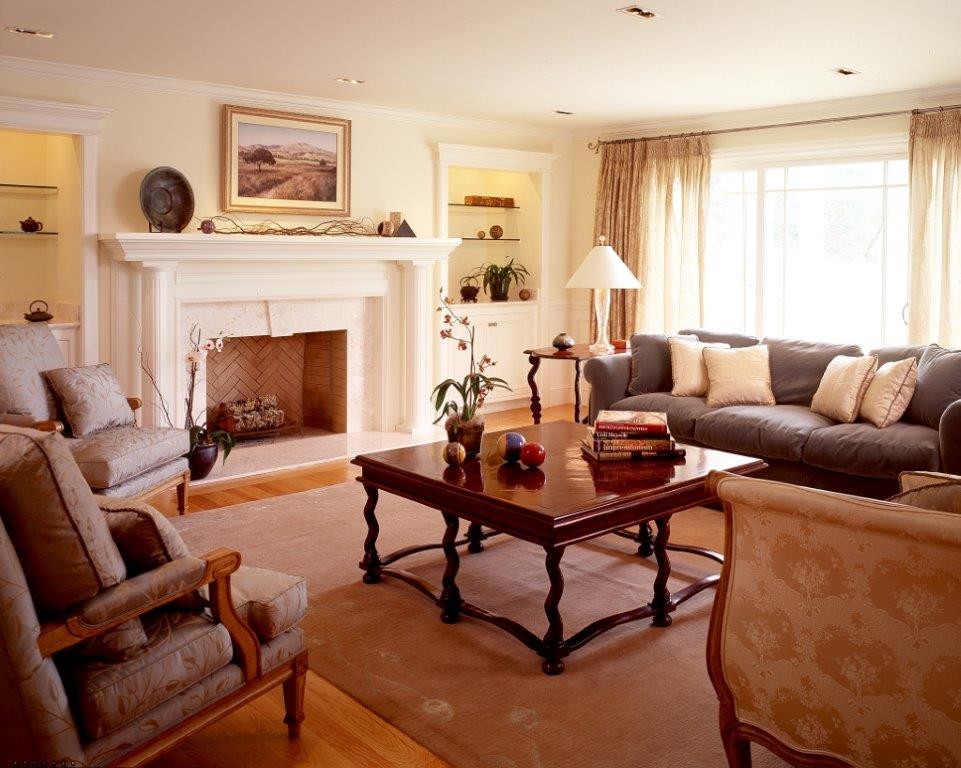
[496, 432, 527, 463]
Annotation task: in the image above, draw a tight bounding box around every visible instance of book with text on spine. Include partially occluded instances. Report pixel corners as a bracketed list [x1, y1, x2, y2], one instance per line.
[593, 410, 669, 434]
[580, 439, 686, 463]
[592, 437, 675, 452]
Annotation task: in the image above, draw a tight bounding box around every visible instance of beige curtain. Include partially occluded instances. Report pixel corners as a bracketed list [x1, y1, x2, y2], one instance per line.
[593, 135, 711, 339]
[908, 110, 961, 347]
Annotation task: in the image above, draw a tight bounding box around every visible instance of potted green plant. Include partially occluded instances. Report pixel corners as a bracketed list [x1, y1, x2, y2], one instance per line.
[432, 291, 512, 454]
[467, 259, 531, 301]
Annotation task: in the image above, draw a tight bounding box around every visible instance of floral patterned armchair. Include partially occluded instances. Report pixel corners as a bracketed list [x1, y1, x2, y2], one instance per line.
[0, 425, 308, 766]
[706, 470, 961, 767]
[0, 322, 190, 513]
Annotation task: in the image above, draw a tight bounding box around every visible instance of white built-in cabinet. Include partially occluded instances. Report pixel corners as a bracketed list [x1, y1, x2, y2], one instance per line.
[51, 325, 79, 366]
[442, 302, 538, 404]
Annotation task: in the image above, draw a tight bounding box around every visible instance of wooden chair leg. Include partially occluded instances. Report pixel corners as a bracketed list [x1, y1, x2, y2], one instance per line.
[177, 471, 190, 516]
[722, 731, 752, 768]
[283, 652, 308, 739]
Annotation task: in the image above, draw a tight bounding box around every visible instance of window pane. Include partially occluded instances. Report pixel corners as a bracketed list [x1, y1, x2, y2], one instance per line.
[764, 167, 785, 189]
[786, 161, 884, 189]
[885, 186, 910, 344]
[705, 186, 748, 331]
[887, 158, 909, 186]
[762, 191, 785, 335]
[711, 171, 746, 195]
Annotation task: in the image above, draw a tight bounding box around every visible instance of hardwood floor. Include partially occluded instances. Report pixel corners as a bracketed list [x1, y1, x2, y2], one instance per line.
[147, 403, 570, 767]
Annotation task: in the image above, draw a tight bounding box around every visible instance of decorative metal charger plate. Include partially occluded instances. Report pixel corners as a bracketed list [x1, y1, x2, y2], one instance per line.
[140, 166, 194, 232]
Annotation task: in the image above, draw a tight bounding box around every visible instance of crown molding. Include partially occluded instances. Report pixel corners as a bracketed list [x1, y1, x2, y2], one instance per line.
[578, 83, 961, 142]
[0, 55, 572, 141]
[436, 143, 560, 172]
[0, 95, 111, 134]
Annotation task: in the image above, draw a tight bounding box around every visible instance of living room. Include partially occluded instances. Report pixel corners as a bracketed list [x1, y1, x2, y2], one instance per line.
[1, 2, 960, 767]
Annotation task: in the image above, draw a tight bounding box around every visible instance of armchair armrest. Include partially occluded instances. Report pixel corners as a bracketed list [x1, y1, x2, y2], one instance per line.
[583, 353, 632, 423]
[38, 548, 261, 678]
[939, 399, 961, 475]
[0, 412, 64, 433]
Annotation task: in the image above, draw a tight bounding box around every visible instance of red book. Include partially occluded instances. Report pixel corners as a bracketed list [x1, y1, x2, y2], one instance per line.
[593, 410, 669, 434]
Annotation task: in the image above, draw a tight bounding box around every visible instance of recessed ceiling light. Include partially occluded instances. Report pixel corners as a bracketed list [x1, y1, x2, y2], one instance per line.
[618, 6, 660, 19]
[835, 67, 860, 76]
[554, 110, 574, 116]
[5, 26, 54, 38]
[334, 77, 365, 85]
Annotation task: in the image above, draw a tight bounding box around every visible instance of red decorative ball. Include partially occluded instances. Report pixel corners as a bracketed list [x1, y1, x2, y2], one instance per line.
[520, 442, 546, 468]
[496, 432, 527, 463]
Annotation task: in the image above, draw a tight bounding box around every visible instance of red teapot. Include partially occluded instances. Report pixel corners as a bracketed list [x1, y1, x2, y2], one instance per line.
[19, 217, 43, 233]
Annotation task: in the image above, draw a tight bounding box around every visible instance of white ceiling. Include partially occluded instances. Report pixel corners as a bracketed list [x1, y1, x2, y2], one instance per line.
[2, 0, 960, 131]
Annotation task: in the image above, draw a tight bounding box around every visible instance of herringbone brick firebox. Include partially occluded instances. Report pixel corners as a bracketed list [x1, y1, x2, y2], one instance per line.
[206, 331, 347, 432]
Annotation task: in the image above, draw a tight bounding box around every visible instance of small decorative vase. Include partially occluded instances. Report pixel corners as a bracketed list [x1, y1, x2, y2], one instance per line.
[189, 441, 219, 480]
[552, 332, 575, 350]
[446, 417, 485, 456]
[488, 280, 510, 301]
[460, 284, 480, 303]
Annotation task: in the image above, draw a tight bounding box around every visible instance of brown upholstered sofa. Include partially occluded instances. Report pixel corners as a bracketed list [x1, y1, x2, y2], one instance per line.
[0, 323, 190, 512]
[0, 425, 308, 766]
[584, 329, 961, 497]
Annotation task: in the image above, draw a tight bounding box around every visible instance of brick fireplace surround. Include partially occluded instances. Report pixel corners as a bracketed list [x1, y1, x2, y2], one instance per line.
[99, 233, 461, 435]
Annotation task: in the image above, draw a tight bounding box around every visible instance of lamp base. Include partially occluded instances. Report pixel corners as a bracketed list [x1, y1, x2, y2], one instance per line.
[589, 341, 614, 355]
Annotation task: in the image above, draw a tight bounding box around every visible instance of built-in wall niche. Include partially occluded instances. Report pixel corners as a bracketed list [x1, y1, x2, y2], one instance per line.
[446, 167, 542, 304]
[0, 128, 82, 324]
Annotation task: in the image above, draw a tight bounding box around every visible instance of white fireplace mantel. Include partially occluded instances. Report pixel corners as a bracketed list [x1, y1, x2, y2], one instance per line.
[99, 233, 460, 435]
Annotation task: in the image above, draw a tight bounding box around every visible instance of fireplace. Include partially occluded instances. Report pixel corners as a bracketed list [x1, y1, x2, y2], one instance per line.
[206, 330, 348, 434]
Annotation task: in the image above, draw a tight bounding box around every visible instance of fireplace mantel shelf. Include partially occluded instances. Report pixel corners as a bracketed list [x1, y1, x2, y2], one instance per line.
[99, 232, 462, 263]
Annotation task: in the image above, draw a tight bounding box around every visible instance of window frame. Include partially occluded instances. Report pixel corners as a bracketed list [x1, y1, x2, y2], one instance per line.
[709, 134, 909, 343]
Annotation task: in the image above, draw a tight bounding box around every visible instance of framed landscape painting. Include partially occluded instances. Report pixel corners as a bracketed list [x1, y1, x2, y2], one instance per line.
[223, 105, 351, 216]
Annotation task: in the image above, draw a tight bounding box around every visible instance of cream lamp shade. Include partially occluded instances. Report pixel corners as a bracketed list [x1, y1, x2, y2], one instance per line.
[565, 237, 640, 354]
[565, 237, 641, 290]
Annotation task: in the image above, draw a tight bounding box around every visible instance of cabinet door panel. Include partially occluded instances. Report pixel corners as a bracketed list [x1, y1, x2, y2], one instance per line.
[486, 313, 536, 403]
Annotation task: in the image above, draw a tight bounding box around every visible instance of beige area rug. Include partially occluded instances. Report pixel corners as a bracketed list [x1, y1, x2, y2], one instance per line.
[173, 481, 786, 768]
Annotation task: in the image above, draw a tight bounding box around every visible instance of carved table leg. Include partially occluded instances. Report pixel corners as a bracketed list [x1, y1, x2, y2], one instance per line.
[527, 355, 542, 425]
[651, 516, 673, 627]
[541, 545, 566, 675]
[466, 521, 484, 553]
[360, 485, 382, 584]
[637, 522, 654, 557]
[439, 512, 462, 624]
[573, 359, 582, 424]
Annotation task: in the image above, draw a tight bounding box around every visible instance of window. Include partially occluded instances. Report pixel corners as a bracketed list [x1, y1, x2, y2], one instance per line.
[704, 156, 909, 349]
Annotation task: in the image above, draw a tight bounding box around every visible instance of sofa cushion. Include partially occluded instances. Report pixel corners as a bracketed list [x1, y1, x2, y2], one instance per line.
[231, 566, 307, 642]
[610, 392, 711, 440]
[627, 334, 691, 395]
[678, 328, 760, 348]
[669, 337, 730, 397]
[763, 338, 863, 405]
[0, 426, 126, 615]
[803, 422, 941, 479]
[870, 343, 929, 366]
[703, 345, 775, 408]
[810, 355, 878, 423]
[0, 322, 66, 421]
[45, 364, 135, 437]
[69, 426, 190, 490]
[694, 405, 835, 461]
[68, 611, 232, 740]
[906, 346, 961, 430]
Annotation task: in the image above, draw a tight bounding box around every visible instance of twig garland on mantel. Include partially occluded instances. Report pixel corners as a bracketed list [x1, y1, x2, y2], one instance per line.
[196, 213, 377, 236]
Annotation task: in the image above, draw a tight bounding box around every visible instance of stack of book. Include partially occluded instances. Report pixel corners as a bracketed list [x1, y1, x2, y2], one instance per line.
[581, 410, 686, 462]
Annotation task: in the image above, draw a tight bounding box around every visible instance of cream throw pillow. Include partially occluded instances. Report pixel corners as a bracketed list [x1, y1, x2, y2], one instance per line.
[859, 357, 918, 428]
[810, 355, 878, 423]
[703, 345, 776, 407]
[669, 337, 730, 397]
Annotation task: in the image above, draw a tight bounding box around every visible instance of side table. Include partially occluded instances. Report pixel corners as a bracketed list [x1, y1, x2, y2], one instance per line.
[523, 344, 614, 424]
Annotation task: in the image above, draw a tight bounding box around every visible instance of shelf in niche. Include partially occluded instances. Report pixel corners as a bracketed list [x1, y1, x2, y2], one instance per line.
[460, 237, 520, 242]
[448, 203, 520, 211]
[0, 183, 58, 195]
[0, 230, 59, 237]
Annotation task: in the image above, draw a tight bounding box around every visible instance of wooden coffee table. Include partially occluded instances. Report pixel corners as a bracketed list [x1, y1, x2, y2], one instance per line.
[351, 421, 765, 675]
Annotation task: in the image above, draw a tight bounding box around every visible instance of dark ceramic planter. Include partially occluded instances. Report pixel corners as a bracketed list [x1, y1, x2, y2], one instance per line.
[189, 441, 219, 480]
[446, 419, 486, 456]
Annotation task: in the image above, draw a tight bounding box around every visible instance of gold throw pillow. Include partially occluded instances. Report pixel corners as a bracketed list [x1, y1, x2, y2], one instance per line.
[703, 345, 776, 408]
[669, 336, 730, 398]
[859, 357, 918, 428]
[810, 354, 878, 423]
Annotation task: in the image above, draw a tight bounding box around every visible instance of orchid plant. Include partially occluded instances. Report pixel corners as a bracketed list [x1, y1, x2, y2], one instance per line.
[432, 291, 511, 426]
[183, 325, 234, 462]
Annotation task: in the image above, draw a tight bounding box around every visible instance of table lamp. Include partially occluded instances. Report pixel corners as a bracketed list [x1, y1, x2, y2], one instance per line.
[565, 236, 641, 354]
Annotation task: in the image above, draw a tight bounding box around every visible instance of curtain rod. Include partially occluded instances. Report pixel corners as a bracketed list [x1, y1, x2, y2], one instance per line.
[588, 103, 961, 153]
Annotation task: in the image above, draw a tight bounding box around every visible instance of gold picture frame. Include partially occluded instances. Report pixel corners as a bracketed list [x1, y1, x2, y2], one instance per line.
[222, 104, 351, 216]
